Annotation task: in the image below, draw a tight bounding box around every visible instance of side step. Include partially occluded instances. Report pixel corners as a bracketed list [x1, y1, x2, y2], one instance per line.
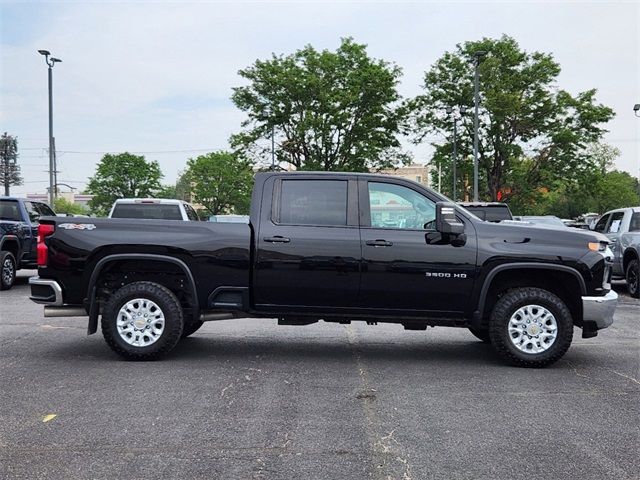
[44, 306, 87, 317]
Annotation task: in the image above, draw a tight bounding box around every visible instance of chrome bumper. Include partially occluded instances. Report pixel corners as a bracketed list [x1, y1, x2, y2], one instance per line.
[582, 290, 618, 330]
[29, 276, 63, 306]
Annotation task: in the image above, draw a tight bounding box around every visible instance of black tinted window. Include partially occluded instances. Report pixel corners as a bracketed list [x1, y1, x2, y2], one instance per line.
[24, 202, 40, 222]
[35, 202, 55, 217]
[629, 213, 640, 232]
[184, 204, 199, 221]
[112, 204, 183, 220]
[279, 180, 347, 226]
[594, 214, 610, 233]
[0, 200, 21, 221]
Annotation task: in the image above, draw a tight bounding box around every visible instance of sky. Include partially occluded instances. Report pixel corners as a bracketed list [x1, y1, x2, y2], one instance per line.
[1, 0, 638, 196]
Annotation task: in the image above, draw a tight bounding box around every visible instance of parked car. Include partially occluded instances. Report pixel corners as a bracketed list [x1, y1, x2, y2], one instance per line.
[458, 202, 513, 222]
[108, 198, 201, 221]
[592, 206, 640, 297]
[0, 197, 56, 290]
[30, 172, 616, 367]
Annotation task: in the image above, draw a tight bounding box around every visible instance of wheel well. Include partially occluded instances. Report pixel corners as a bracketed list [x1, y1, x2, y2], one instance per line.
[93, 259, 197, 316]
[481, 269, 583, 327]
[1, 239, 20, 260]
[623, 249, 639, 273]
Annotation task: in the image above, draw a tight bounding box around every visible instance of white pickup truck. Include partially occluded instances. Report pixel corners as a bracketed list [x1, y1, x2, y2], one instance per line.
[108, 199, 201, 221]
[593, 206, 640, 297]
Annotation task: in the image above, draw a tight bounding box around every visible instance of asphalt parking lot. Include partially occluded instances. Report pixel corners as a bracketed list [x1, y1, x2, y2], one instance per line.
[1, 271, 638, 480]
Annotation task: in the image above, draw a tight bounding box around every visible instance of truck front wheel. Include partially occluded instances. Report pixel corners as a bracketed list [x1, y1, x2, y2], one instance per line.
[101, 281, 184, 360]
[489, 287, 573, 367]
[0, 251, 16, 290]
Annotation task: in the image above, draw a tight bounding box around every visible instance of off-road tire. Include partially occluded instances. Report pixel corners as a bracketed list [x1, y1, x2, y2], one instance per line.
[181, 320, 204, 338]
[489, 287, 573, 368]
[0, 251, 17, 291]
[626, 259, 640, 299]
[468, 327, 491, 343]
[101, 281, 184, 360]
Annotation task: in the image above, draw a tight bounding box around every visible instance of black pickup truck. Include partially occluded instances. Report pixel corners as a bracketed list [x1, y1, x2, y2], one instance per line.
[1, 197, 56, 290]
[29, 172, 617, 367]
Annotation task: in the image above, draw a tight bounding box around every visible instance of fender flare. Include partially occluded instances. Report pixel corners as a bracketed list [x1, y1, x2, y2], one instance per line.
[474, 262, 587, 320]
[0, 234, 23, 259]
[86, 253, 199, 335]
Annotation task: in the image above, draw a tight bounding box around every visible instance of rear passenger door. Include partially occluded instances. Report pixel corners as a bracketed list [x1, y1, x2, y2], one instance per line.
[254, 176, 361, 310]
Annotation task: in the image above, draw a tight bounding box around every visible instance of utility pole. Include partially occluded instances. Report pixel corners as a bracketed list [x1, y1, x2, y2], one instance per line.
[38, 50, 62, 206]
[472, 51, 486, 202]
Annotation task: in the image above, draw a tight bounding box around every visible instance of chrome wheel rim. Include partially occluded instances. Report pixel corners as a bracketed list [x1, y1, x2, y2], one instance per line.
[116, 298, 165, 347]
[508, 304, 557, 354]
[2, 257, 14, 285]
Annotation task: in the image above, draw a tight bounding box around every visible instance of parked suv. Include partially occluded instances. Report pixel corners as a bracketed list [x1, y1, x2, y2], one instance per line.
[0, 197, 56, 289]
[108, 199, 200, 221]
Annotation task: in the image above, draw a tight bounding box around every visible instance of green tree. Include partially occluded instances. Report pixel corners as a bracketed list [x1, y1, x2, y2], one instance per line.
[53, 197, 87, 216]
[86, 152, 163, 215]
[231, 38, 409, 172]
[409, 35, 614, 202]
[185, 151, 254, 215]
[0, 132, 23, 196]
[156, 185, 178, 199]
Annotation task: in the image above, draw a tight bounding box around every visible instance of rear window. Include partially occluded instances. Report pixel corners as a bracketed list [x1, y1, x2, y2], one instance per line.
[0, 200, 21, 221]
[111, 203, 183, 220]
[278, 180, 347, 226]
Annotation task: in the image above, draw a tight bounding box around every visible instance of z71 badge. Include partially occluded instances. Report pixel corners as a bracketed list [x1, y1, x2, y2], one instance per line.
[58, 223, 97, 231]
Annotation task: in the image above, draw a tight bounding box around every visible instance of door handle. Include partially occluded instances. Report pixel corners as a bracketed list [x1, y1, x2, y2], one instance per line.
[264, 236, 290, 243]
[366, 239, 393, 247]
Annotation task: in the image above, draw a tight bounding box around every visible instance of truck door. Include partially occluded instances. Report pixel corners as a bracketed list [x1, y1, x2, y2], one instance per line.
[604, 211, 625, 275]
[254, 176, 361, 310]
[357, 179, 476, 315]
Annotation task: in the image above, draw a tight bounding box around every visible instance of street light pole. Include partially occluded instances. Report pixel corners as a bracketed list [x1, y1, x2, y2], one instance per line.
[446, 106, 466, 201]
[472, 51, 486, 202]
[38, 50, 61, 206]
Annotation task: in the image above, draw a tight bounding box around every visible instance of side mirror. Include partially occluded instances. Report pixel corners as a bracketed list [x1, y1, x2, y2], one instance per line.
[435, 202, 464, 235]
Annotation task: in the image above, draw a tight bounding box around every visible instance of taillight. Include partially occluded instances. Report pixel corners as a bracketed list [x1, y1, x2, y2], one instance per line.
[37, 224, 55, 266]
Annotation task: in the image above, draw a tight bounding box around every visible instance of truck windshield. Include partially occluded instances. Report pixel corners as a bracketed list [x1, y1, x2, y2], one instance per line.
[0, 200, 21, 221]
[111, 204, 183, 220]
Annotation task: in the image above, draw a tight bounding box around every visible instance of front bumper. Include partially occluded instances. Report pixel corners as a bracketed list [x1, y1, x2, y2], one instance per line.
[582, 290, 618, 330]
[29, 276, 63, 306]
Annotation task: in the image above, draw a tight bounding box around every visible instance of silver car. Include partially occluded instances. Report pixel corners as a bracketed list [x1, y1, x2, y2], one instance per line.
[592, 207, 640, 297]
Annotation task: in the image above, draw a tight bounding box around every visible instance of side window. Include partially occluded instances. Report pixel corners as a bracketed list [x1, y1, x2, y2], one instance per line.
[629, 213, 640, 232]
[24, 202, 41, 223]
[35, 202, 55, 217]
[278, 180, 347, 226]
[368, 182, 435, 230]
[184, 204, 199, 221]
[606, 212, 624, 233]
[594, 214, 610, 233]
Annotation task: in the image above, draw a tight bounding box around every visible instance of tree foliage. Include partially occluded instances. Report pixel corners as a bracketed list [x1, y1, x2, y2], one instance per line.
[184, 151, 254, 215]
[0, 132, 23, 195]
[85, 152, 163, 215]
[409, 35, 615, 202]
[53, 197, 87, 216]
[231, 38, 409, 172]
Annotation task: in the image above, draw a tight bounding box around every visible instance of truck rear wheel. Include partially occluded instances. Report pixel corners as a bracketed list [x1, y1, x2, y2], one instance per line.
[626, 259, 640, 298]
[101, 281, 184, 360]
[0, 251, 16, 291]
[489, 287, 573, 367]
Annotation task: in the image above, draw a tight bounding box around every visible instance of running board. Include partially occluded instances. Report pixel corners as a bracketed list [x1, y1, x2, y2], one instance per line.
[44, 306, 87, 317]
